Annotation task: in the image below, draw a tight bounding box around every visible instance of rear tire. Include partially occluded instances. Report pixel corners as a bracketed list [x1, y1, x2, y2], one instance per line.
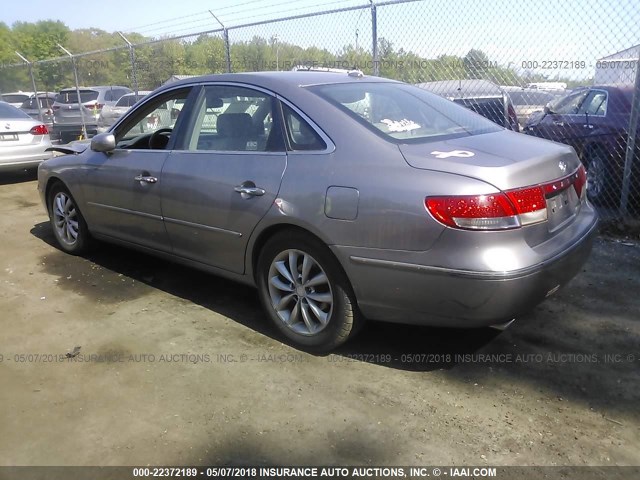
[256, 232, 362, 352]
[48, 183, 92, 255]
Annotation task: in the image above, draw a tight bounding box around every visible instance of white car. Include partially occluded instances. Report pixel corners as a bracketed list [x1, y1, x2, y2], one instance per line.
[1, 91, 35, 108]
[0, 101, 52, 172]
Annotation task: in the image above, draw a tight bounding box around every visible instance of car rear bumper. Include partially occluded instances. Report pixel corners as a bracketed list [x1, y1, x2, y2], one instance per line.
[0, 144, 53, 172]
[333, 208, 598, 327]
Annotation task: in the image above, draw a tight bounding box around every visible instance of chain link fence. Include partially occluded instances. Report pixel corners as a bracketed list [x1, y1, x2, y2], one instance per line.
[1, 0, 638, 219]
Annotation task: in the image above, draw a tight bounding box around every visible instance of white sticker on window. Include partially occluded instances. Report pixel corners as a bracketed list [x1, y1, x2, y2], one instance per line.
[380, 118, 421, 132]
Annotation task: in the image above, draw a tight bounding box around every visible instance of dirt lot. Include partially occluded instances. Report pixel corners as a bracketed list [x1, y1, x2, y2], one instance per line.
[0, 170, 639, 467]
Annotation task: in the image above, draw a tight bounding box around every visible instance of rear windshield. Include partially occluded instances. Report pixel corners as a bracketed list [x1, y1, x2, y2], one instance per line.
[55, 90, 99, 104]
[310, 82, 502, 143]
[20, 97, 54, 109]
[2, 94, 30, 104]
[0, 102, 31, 119]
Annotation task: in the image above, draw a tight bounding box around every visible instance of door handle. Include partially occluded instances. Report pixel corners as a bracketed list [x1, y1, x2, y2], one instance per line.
[234, 185, 265, 196]
[134, 175, 158, 184]
[553, 121, 564, 126]
[582, 124, 594, 129]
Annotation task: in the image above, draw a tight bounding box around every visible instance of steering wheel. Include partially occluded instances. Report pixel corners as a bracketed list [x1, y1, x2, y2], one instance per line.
[149, 128, 173, 150]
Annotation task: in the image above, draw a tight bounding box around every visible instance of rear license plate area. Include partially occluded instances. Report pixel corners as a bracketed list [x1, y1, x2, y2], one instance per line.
[546, 189, 576, 230]
[0, 133, 18, 141]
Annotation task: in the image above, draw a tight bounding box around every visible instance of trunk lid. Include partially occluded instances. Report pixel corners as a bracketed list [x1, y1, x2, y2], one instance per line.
[399, 130, 580, 191]
[0, 120, 42, 146]
[401, 130, 586, 233]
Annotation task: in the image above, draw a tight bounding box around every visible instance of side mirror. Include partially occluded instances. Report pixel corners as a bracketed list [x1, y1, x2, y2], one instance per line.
[91, 132, 116, 152]
[543, 105, 550, 114]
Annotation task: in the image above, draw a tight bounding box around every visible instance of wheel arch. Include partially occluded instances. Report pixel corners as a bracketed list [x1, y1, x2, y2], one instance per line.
[44, 176, 66, 213]
[247, 222, 351, 290]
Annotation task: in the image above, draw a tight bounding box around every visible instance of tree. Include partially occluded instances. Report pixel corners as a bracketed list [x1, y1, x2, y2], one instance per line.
[463, 48, 490, 79]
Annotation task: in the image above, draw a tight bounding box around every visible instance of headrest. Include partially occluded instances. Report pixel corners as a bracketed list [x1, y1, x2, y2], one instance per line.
[217, 113, 252, 137]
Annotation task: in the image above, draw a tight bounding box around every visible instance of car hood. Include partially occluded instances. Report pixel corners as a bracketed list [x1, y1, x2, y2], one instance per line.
[398, 130, 580, 191]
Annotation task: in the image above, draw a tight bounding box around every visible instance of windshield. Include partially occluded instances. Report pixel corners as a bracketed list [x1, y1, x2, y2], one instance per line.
[310, 82, 502, 143]
[116, 95, 145, 107]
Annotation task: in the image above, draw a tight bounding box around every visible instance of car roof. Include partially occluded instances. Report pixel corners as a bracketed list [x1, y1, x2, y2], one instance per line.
[416, 79, 505, 98]
[157, 71, 396, 93]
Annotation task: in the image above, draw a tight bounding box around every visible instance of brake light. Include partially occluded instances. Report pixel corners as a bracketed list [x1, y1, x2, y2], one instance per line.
[426, 167, 586, 231]
[52, 105, 60, 111]
[86, 103, 103, 110]
[30, 124, 49, 135]
[426, 185, 547, 231]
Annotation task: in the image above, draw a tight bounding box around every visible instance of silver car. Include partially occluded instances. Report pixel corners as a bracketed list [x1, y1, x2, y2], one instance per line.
[0, 101, 52, 172]
[51, 86, 132, 143]
[97, 91, 152, 131]
[38, 72, 598, 351]
[20, 93, 57, 129]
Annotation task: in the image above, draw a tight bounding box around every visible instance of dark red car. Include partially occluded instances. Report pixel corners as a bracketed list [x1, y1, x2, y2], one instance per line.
[524, 85, 639, 208]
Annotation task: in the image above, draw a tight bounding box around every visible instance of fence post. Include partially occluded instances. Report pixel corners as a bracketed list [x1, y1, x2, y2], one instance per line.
[209, 10, 232, 73]
[370, 0, 378, 76]
[620, 53, 640, 218]
[15, 52, 43, 122]
[58, 44, 87, 140]
[118, 32, 139, 96]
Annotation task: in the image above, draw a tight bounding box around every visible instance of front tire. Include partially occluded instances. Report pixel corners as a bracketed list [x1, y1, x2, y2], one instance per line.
[257, 232, 361, 352]
[48, 183, 92, 255]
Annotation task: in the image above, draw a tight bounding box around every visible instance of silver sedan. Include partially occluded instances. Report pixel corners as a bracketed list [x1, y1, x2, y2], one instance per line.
[38, 72, 598, 351]
[0, 101, 52, 172]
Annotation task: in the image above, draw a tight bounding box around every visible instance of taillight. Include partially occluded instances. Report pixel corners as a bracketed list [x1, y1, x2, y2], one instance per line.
[426, 166, 586, 231]
[86, 103, 104, 110]
[30, 124, 49, 135]
[52, 105, 60, 111]
[426, 186, 546, 231]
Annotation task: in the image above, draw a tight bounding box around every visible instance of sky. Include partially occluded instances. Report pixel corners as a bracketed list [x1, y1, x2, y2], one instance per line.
[2, 0, 639, 81]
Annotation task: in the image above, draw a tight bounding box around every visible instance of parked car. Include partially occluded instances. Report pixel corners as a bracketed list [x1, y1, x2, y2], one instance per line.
[97, 91, 152, 132]
[1, 91, 34, 108]
[503, 87, 563, 129]
[20, 93, 57, 129]
[0, 101, 52, 172]
[416, 79, 520, 131]
[38, 72, 597, 351]
[51, 86, 132, 143]
[524, 85, 639, 206]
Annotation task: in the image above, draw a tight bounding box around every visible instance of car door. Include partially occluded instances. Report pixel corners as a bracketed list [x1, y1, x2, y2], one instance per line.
[532, 89, 589, 148]
[160, 84, 287, 274]
[79, 86, 195, 252]
[579, 89, 611, 147]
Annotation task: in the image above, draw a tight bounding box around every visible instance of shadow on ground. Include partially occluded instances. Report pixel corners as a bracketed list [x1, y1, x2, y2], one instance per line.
[0, 168, 37, 186]
[31, 221, 640, 415]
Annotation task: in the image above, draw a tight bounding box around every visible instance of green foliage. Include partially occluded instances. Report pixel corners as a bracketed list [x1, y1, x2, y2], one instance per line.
[0, 21, 585, 94]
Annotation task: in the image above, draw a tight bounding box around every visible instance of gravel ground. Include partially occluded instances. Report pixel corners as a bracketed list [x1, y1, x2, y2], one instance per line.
[0, 170, 638, 468]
